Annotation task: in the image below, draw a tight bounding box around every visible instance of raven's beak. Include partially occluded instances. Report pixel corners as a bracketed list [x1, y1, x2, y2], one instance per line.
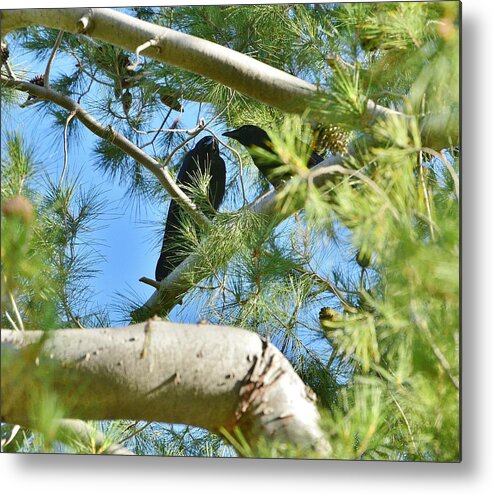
[222, 130, 235, 138]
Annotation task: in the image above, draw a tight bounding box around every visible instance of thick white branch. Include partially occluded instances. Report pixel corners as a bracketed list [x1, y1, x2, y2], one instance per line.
[1, 7, 314, 113]
[1, 323, 331, 455]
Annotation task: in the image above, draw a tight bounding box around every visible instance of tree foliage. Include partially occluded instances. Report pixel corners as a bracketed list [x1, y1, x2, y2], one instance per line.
[1, 2, 459, 460]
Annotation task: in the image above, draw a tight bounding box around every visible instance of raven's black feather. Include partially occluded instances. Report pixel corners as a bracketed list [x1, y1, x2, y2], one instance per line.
[155, 136, 226, 282]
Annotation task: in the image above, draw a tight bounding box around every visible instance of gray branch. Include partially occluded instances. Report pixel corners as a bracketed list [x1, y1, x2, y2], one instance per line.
[1, 322, 331, 456]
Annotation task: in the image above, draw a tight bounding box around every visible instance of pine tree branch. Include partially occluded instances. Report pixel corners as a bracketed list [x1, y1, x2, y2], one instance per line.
[0, 63, 412, 320]
[0, 76, 210, 228]
[1, 322, 331, 456]
[1, 7, 313, 113]
[1, 7, 458, 149]
[136, 153, 358, 317]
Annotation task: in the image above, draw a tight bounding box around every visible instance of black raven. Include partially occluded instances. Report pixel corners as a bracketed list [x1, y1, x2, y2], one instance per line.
[222, 124, 324, 187]
[155, 136, 226, 282]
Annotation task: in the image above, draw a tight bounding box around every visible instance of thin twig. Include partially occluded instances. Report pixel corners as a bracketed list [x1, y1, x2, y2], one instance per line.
[326, 347, 339, 372]
[359, 267, 366, 292]
[70, 51, 115, 88]
[3, 61, 17, 80]
[162, 121, 205, 169]
[138, 115, 201, 148]
[411, 302, 459, 390]
[422, 146, 459, 199]
[8, 291, 24, 331]
[305, 251, 360, 314]
[390, 391, 417, 454]
[59, 111, 77, 188]
[421, 323, 459, 390]
[139, 108, 172, 150]
[196, 101, 202, 126]
[76, 72, 95, 104]
[62, 298, 85, 329]
[418, 95, 436, 241]
[19, 97, 40, 109]
[127, 38, 160, 71]
[413, 211, 440, 234]
[139, 277, 161, 289]
[134, 122, 193, 136]
[417, 150, 436, 241]
[119, 421, 152, 444]
[1, 424, 21, 449]
[44, 30, 64, 88]
[326, 53, 355, 71]
[4, 310, 20, 331]
[160, 95, 233, 169]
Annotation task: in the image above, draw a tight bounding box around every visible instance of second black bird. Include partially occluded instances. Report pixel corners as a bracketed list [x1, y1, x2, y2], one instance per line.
[223, 124, 324, 187]
[155, 136, 226, 282]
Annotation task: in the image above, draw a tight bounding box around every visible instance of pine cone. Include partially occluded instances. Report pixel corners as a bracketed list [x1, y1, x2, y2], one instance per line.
[27, 74, 45, 101]
[356, 249, 372, 269]
[313, 124, 350, 156]
[159, 90, 182, 112]
[29, 74, 45, 87]
[121, 73, 144, 89]
[117, 53, 133, 75]
[0, 42, 9, 65]
[121, 90, 132, 115]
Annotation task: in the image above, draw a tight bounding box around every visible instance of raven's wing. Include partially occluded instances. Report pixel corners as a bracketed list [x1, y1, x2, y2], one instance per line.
[155, 149, 198, 281]
[175, 151, 198, 186]
[155, 200, 186, 282]
[208, 154, 226, 210]
[155, 146, 226, 281]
